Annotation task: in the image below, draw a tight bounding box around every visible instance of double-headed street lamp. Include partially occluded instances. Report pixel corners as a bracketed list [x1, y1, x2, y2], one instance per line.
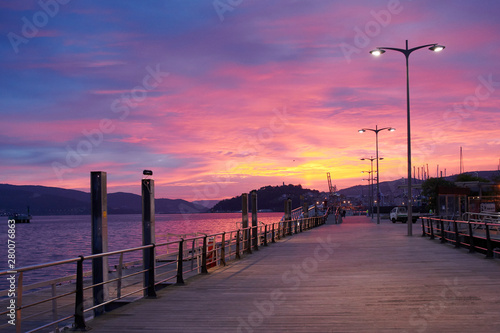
[361, 157, 382, 219]
[370, 40, 445, 236]
[359, 126, 395, 224]
[361, 170, 374, 217]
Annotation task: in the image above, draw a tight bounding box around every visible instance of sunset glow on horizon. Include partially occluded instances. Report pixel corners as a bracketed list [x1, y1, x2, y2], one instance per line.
[1, 0, 499, 201]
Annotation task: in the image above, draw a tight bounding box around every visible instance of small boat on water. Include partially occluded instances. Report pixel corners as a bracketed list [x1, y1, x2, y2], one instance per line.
[8, 213, 32, 223]
[8, 206, 32, 223]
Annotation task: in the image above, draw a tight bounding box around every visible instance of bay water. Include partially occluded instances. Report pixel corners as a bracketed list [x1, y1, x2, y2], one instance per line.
[1, 212, 283, 287]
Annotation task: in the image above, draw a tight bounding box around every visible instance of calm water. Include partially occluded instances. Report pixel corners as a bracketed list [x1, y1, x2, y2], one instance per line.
[1, 212, 283, 286]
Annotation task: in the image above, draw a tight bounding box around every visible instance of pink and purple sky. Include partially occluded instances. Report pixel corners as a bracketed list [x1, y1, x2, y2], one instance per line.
[1, 0, 499, 201]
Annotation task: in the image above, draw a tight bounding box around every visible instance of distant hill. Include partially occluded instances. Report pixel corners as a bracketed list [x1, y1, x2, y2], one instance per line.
[0, 184, 209, 215]
[336, 170, 500, 207]
[211, 184, 323, 213]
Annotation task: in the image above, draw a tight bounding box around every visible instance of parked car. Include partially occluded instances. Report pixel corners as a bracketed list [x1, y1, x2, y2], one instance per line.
[390, 206, 418, 223]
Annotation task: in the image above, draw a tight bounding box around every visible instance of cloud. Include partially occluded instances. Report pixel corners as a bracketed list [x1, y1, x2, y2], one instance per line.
[1, 0, 499, 199]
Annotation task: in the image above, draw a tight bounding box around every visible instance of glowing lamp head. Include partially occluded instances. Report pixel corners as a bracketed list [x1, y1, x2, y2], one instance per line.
[370, 49, 385, 56]
[358, 129, 366, 133]
[388, 127, 396, 132]
[429, 45, 445, 52]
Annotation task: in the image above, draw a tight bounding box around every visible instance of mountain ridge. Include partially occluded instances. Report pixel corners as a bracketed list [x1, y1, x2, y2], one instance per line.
[0, 184, 209, 215]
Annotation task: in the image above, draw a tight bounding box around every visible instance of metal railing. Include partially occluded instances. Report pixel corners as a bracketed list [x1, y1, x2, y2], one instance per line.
[462, 211, 500, 223]
[421, 216, 500, 259]
[0, 214, 327, 332]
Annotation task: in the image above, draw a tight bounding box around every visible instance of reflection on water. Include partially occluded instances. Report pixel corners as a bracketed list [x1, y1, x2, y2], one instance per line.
[1, 212, 283, 286]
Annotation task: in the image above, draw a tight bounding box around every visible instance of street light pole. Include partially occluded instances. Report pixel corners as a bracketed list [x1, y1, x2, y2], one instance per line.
[370, 40, 445, 236]
[362, 177, 371, 215]
[361, 157, 379, 220]
[359, 125, 395, 224]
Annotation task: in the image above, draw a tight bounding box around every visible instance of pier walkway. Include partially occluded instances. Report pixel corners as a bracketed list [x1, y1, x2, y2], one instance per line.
[88, 216, 500, 332]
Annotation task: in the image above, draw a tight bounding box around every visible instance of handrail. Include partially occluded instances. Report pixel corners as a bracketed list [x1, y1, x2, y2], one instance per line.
[420, 216, 500, 260]
[462, 211, 500, 223]
[0, 213, 328, 332]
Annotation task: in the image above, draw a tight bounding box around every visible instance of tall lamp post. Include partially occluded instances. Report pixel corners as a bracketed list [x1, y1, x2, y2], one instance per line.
[361, 157, 380, 219]
[361, 171, 373, 217]
[362, 177, 371, 215]
[359, 126, 395, 224]
[370, 40, 445, 236]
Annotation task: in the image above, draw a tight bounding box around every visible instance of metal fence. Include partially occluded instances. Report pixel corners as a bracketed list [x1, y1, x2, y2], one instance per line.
[420, 215, 500, 259]
[0, 214, 327, 332]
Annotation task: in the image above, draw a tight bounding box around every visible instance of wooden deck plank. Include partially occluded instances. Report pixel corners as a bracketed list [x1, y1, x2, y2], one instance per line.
[88, 216, 500, 332]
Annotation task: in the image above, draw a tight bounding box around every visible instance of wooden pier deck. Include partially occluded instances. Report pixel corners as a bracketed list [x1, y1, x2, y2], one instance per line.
[88, 216, 500, 332]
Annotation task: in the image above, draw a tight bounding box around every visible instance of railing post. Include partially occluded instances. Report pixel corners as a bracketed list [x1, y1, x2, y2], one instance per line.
[282, 201, 288, 239]
[73, 256, 87, 330]
[242, 193, 249, 253]
[253, 226, 259, 251]
[302, 198, 308, 220]
[146, 245, 157, 297]
[16, 272, 23, 333]
[468, 222, 475, 253]
[421, 218, 426, 237]
[485, 224, 494, 258]
[264, 225, 268, 246]
[272, 223, 276, 243]
[235, 230, 241, 259]
[246, 227, 252, 254]
[430, 219, 435, 240]
[201, 236, 209, 274]
[117, 253, 123, 298]
[286, 198, 292, 236]
[51, 283, 58, 333]
[176, 239, 185, 284]
[440, 219, 446, 243]
[454, 220, 460, 248]
[221, 233, 227, 265]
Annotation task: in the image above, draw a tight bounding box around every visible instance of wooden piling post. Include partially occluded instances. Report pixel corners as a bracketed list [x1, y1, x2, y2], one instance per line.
[242, 193, 251, 254]
[90, 171, 108, 316]
[283, 198, 292, 237]
[142, 178, 156, 298]
[251, 190, 258, 251]
[283, 199, 290, 237]
[302, 199, 308, 219]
